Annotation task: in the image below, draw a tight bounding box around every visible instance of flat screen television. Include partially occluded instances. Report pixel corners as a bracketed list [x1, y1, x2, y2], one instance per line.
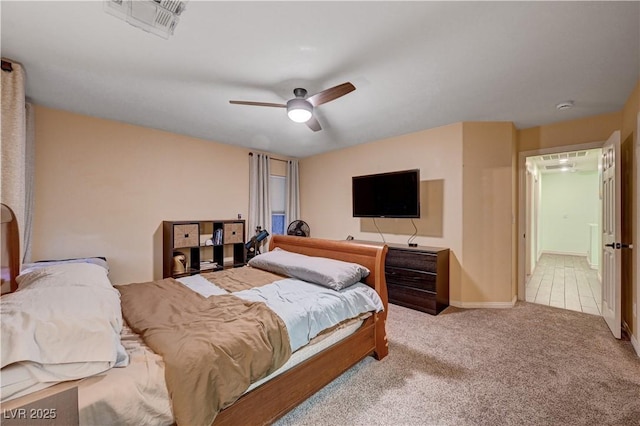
[352, 169, 420, 218]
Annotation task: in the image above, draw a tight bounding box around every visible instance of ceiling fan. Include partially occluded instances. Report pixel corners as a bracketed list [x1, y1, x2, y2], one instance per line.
[229, 82, 356, 132]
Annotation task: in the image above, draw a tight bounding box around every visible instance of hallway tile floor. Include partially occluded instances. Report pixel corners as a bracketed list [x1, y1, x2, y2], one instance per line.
[526, 254, 601, 315]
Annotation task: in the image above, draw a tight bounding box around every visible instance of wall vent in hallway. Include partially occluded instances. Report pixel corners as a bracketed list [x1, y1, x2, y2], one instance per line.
[541, 151, 588, 161]
[545, 163, 574, 170]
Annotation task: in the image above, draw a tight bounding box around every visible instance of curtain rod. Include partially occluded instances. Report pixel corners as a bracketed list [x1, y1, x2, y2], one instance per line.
[248, 152, 289, 163]
[1, 60, 13, 73]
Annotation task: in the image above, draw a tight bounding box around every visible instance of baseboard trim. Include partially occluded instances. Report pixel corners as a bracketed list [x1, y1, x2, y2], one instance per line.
[541, 250, 588, 257]
[631, 334, 640, 358]
[621, 321, 639, 357]
[622, 320, 632, 341]
[632, 334, 640, 357]
[450, 296, 517, 309]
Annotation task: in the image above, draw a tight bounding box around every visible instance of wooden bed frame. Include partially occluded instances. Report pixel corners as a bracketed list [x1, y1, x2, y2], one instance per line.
[0, 229, 388, 425]
[1, 203, 20, 294]
[214, 235, 388, 425]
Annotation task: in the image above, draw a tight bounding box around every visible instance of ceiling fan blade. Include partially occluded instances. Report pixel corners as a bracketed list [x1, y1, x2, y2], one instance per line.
[307, 82, 355, 107]
[229, 100, 286, 108]
[306, 116, 322, 132]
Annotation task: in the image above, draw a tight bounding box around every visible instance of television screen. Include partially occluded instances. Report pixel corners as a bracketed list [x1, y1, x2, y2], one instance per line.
[352, 169, 420, 218]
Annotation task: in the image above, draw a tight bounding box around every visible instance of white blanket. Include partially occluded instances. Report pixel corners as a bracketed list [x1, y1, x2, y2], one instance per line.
[178, 275, 383, 352]
[1, 263, 125, 398]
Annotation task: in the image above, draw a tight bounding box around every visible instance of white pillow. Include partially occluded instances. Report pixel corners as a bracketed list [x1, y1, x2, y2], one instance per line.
[20, 257, 109, 276]
[16, 262, 113, 291]
[1, 263, 129, 379]
[248, 247, 370, 291]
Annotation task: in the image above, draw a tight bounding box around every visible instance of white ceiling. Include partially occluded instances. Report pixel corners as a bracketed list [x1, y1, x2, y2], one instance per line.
[2, 1, 638, 158]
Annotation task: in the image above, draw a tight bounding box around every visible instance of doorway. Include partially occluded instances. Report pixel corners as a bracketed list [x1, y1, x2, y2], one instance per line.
[522, 147, 603, 314]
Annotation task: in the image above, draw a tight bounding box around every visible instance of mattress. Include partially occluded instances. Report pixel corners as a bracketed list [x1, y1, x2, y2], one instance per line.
[1, 360, 112, 402]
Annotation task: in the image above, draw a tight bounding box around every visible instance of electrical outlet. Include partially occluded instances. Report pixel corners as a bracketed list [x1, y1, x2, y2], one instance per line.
[633, 302, 637, 317]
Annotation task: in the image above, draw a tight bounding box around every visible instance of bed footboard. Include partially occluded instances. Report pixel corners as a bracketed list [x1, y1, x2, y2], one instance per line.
[214, 316, 379, 426]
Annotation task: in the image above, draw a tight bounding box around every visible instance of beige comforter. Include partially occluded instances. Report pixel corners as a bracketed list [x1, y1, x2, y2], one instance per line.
[116, 278, 291, 426]
[200, 266, 285, 292]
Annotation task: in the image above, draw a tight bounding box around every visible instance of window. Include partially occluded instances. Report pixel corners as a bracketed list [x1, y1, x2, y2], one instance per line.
[270, 175, 286, 235]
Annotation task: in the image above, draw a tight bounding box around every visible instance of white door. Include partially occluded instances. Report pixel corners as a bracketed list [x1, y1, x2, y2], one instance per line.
[601, 130, 621, 339]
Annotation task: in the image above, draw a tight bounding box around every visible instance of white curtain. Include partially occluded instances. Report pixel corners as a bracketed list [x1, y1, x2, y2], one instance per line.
[285, 159, 300, 228]
[249, 153, 271, 252]
[1, 59, 31, 264]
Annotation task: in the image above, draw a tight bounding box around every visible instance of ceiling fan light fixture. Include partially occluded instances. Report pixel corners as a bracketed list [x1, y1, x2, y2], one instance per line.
[229, 82, 355, 132]
[287, 99, 313, 123]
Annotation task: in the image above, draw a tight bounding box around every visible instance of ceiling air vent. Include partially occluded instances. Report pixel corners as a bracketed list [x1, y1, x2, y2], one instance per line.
[545, 163, 574, 170]
[104, 0, 188, 39]
[541, 151, 588, 162]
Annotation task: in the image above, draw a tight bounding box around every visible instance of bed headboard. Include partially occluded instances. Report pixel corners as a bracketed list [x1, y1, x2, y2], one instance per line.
[269, 235, 388, 310]
[1, 203, 20, 294]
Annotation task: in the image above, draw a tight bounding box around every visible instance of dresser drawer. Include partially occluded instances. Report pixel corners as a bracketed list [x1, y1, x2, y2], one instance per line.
[387, 283, 437, 314]
[386, 249, 438, 272]
[386, 266, 436, 291]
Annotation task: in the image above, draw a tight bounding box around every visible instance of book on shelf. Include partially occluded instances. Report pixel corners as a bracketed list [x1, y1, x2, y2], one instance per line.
[199, 260, 218, 270]
[213, 228, 224, 245]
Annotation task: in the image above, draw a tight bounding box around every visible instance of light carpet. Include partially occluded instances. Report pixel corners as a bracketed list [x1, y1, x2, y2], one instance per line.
[274, 302, 640, 426]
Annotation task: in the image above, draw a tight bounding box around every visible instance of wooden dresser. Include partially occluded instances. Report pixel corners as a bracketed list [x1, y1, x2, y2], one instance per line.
[385, 244, 450, 315]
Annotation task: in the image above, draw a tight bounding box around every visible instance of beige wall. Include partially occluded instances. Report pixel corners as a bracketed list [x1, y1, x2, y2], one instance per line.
[33, 106, 251, 285]
[300, 121, 517, 306]
[299, 123, 465, 301]
[518, 111, 622, 153]
[621, 80, 639, 143]
[461, 122, 516, 305]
